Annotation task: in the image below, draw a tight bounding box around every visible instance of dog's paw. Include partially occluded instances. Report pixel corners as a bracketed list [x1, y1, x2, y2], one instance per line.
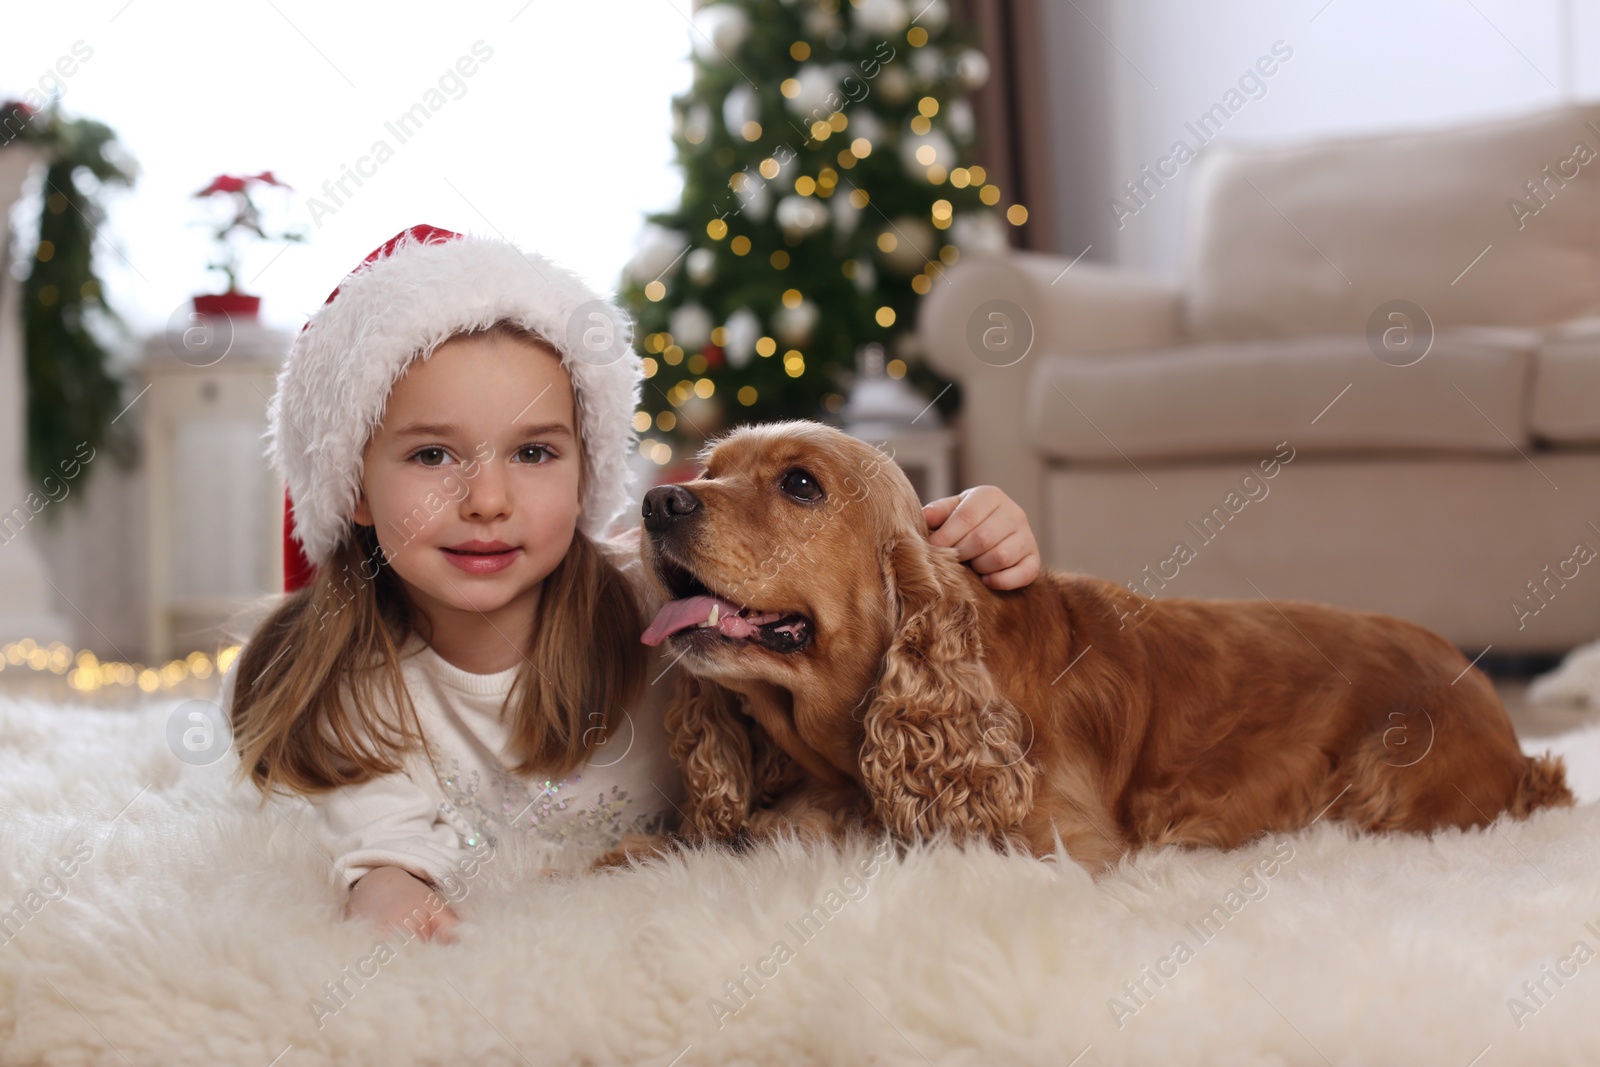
[591, 832, 676, 871]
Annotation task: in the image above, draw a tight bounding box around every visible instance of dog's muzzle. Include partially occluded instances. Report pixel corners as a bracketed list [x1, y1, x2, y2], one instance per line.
[642, 484, 701, 536]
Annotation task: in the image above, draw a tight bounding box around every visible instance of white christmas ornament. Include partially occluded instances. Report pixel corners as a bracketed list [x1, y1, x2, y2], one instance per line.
[692, 4, 752, 61]
[915, 0, 950, 33]
[739, 178, 772, 223]
[803, 7, 842, 39]
[723, 307, 761, 369]
[787, 63, 846, 118]
[722, 86, 759, 134]
[854, 0, 909, 37]
[669, 303, 714, 351]
[912, 47, 944, 86]
[951, 211, 1008, 255]
[686, 247, 717, 286]
[683, 105, 712, 144]
[850, 258, 878, 295]
[946, 99, 975, 142]
[677, 391, 725, 434]
[775, 299, 820, 346]
[957, 48, 991, 90]
[831, 193, 861, 237]
[776, 195, 829, 237]
[878, 217, 936, 275]
[625, 226, 689, 286]
[877, 65, 913, 104]
[849, 110, 886, 147]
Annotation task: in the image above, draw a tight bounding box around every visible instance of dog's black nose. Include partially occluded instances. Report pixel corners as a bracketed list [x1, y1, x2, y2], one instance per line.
[642, 484, 701, 534]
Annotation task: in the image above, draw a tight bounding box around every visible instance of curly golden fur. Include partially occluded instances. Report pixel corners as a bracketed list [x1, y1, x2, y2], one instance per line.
[628, 420, 1571, 869]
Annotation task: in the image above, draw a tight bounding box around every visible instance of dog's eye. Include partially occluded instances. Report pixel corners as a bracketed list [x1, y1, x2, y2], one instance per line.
[779, 468, 824, 502]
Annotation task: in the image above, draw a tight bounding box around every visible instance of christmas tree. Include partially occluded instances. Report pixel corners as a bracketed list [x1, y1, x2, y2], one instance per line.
[4, 101, 138, 495]
[620, 0, 1024, 466]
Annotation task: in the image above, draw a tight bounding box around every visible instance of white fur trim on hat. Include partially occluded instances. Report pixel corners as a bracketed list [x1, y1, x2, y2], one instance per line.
[266, 227, 641, 569]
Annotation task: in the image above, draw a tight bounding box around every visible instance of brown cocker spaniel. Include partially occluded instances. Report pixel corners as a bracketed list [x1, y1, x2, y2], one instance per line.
[634, 420, 1571, 868]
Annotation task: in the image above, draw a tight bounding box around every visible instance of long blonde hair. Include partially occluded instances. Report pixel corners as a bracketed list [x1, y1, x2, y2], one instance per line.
[230, 323, 647, 797]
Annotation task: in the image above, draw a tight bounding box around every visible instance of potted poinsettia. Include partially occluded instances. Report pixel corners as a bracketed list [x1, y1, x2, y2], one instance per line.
[192, 171, 304, 319]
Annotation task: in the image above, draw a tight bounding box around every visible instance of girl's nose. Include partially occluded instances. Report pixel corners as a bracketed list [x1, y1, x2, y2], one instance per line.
[462, 464, 510, 521]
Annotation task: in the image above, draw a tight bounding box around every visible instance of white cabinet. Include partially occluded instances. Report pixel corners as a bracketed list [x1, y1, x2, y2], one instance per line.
[140, 321, 287, 659]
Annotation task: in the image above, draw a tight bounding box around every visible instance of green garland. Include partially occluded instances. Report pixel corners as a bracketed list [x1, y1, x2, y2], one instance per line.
[3, 102, 137, 497]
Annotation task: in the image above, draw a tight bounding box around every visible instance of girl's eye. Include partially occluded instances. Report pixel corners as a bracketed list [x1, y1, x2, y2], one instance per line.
[413, 447, 451, 467]
[514, 444, 555, 464]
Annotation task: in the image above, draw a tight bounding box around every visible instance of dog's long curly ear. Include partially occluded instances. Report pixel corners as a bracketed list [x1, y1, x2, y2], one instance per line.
[859, 537, 1036, 843]
[749, 724, 807, 808]
[663, 673, 754, 837]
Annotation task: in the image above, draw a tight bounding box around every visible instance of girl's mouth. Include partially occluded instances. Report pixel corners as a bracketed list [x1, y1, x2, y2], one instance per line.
[441, 542, 522, 575]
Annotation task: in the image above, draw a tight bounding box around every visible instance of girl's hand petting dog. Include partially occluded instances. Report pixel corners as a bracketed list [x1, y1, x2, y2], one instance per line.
[347, 865, 460, 944]
[923, 485, 1042, 590]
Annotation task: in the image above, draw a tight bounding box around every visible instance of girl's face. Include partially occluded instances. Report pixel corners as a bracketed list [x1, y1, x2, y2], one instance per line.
[354, 331, 582, 623]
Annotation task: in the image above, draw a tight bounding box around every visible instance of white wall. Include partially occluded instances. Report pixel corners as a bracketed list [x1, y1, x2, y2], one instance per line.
[2, 2, 692, 336]
[1040, 0, 1599, 279]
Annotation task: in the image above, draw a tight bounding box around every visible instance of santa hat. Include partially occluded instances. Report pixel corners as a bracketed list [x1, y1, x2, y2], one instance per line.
[266, 224, 642, 592]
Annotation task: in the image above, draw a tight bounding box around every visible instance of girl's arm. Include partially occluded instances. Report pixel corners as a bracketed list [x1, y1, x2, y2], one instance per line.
[307, 772, 465, 888]
[222, 664, 463, 942]
[303, 771, 467, 941]
[924, 485, 1042, 590]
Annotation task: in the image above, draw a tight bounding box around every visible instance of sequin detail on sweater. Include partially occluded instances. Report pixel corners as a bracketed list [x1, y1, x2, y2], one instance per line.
[434, 757, 664, 850]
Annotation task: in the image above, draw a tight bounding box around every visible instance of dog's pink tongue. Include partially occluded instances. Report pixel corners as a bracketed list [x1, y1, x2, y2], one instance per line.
[642, 596, 759, 646]
[641, 596, 714, 647]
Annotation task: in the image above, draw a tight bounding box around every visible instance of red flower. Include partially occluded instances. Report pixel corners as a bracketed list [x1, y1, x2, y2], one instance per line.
[194, 175, 248, 197]
[195, 172, 295, 197]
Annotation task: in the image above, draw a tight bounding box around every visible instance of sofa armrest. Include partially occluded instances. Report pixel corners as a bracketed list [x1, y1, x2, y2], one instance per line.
[918, 251, 1181, 520]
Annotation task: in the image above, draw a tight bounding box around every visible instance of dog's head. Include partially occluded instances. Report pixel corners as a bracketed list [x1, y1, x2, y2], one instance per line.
[640, 420, 1034, 842]
[640, 420, 916, 694]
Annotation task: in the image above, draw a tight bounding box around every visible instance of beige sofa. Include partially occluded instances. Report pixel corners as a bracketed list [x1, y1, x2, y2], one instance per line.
[921, 102, 1600, 653]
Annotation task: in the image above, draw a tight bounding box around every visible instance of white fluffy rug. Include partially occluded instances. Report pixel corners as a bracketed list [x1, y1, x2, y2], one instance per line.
[4, 696, 1600, 1067]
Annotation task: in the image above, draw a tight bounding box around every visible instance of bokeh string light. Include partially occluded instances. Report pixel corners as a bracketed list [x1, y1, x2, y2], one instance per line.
[0, 638, 240, 694]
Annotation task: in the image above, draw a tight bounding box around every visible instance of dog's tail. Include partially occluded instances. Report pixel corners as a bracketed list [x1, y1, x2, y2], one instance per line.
[1512, 752, 1574, 816]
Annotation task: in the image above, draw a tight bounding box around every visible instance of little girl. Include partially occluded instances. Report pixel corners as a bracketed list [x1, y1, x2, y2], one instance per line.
[227, 224, 1041, 943]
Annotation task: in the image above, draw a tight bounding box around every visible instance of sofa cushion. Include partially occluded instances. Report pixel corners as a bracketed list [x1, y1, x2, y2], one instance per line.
[1186, 104, 1600, 342]
[1533, 319, 1600, 444]
[1025, 332, 1534, 463]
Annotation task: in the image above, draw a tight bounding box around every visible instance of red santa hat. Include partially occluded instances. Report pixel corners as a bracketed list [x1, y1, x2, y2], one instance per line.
[267, 224, 642, 592]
